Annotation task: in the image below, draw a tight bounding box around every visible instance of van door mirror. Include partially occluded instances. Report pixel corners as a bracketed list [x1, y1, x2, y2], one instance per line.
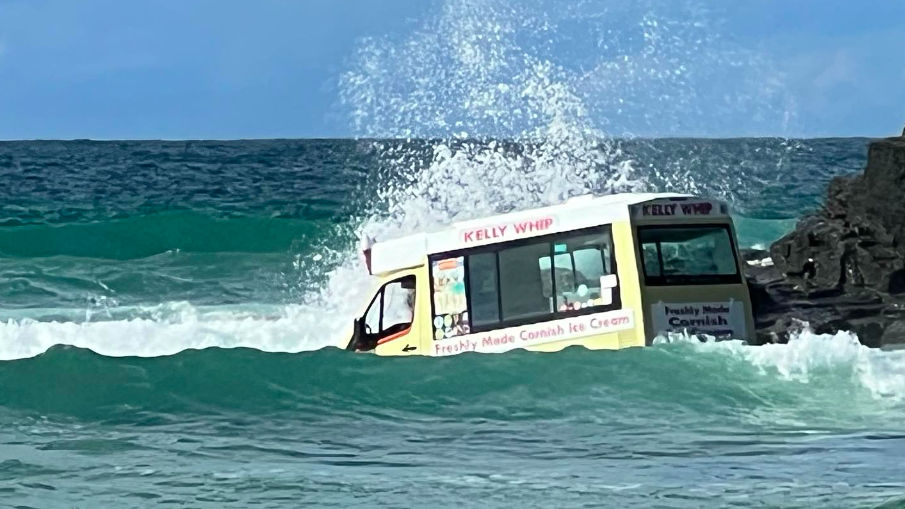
[347, 318, 362, 351]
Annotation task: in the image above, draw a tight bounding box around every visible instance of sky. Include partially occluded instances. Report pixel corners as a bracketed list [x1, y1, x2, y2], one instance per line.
[0, 0, 903, 139]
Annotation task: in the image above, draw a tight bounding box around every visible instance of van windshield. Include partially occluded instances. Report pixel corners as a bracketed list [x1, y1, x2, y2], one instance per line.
[639, 226, 740, 285]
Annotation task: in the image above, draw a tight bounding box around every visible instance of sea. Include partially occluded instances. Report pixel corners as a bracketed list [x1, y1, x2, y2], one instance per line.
[2, 137, 905, 509]
[4, 0, 905, 506]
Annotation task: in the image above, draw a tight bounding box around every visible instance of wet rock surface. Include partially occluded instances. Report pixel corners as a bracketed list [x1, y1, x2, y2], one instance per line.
[748, 133, 905, 346]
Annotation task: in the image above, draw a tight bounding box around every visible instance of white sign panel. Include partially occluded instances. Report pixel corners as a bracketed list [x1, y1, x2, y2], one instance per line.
[432, 308, 635, 356]
[651, 300, 746, 339]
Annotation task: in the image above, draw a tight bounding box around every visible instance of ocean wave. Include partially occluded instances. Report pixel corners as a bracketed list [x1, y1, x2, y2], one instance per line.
[659, 328, 905, 406]
[1, 323, 903, 423]
[0, 302, 349, 360]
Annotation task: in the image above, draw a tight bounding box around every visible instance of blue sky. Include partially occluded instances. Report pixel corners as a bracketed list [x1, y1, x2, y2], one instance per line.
[0, 0, 903, 139]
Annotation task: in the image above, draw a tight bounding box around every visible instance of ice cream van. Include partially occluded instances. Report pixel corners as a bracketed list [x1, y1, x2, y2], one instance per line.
[343, 193, 755, 356]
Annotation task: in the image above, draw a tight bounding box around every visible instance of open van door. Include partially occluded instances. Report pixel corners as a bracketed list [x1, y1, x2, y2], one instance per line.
[347, 275, 418, 352]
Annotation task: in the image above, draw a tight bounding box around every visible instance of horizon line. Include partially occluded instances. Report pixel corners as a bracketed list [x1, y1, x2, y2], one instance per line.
[0, 134, 888, 143]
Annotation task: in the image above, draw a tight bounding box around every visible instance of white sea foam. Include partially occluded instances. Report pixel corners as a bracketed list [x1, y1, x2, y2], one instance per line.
[738, 329, 905, 401]
[0, 302, 347, 360]
[659, 328, 905, 402]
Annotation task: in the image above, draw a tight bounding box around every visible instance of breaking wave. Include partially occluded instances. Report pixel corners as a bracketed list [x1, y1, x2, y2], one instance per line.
[1, 330, 903, 423]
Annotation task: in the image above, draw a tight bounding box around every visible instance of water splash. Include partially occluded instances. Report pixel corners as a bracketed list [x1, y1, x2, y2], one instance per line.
[340, 0, 798, 245]
[738, 329, 905, 402]
[657, 328, 905, 403]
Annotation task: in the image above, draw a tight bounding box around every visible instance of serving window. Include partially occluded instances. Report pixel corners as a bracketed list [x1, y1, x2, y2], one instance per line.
[429, 226, 621, 338]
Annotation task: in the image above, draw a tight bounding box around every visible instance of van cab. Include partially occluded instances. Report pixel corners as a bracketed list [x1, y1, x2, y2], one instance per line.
[344, 193, 754, 356]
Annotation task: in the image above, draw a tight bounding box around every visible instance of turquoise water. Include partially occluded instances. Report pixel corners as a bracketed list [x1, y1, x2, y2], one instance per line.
[3, 138, 905, 508]
[4, 0, 902, 504]
[2, 340, 905, 508]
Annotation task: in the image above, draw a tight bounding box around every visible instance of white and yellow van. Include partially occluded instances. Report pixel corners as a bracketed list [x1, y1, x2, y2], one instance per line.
[344, 193, 754, 356]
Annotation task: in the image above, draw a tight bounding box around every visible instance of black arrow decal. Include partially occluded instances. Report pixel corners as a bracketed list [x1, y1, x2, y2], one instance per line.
[403, 344, 417, 352]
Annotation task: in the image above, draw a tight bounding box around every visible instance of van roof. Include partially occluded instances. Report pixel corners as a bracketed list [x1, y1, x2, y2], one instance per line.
[368, 192, 729, 276]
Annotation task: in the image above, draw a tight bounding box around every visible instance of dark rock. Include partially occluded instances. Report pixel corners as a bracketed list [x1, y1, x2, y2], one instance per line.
[881, 315, 905, 345]
[751, 136, 905, 347]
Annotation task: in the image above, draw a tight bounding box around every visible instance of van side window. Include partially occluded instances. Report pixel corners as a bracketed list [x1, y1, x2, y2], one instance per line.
[468, 253, 500, 328]
[429, 225, 620, 336]
[540, 233, 618, 312]
[363, 292, 382, 334]
[500, 242, 553, 320]
[382, 279, 416, 331]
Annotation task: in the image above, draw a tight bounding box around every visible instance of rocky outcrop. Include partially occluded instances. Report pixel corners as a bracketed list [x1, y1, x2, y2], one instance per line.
[749, 133, 905, 347]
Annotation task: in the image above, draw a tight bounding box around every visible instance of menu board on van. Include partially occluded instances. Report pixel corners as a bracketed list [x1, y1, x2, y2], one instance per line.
[431, 257, 469, 339]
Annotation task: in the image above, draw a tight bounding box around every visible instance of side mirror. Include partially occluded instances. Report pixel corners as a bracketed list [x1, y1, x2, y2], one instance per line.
[347, 318, 362, 351]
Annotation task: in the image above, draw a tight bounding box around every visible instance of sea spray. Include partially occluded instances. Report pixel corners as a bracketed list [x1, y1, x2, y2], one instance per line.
[342, 0, 643, 239]
[340, 0, 800, 231]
